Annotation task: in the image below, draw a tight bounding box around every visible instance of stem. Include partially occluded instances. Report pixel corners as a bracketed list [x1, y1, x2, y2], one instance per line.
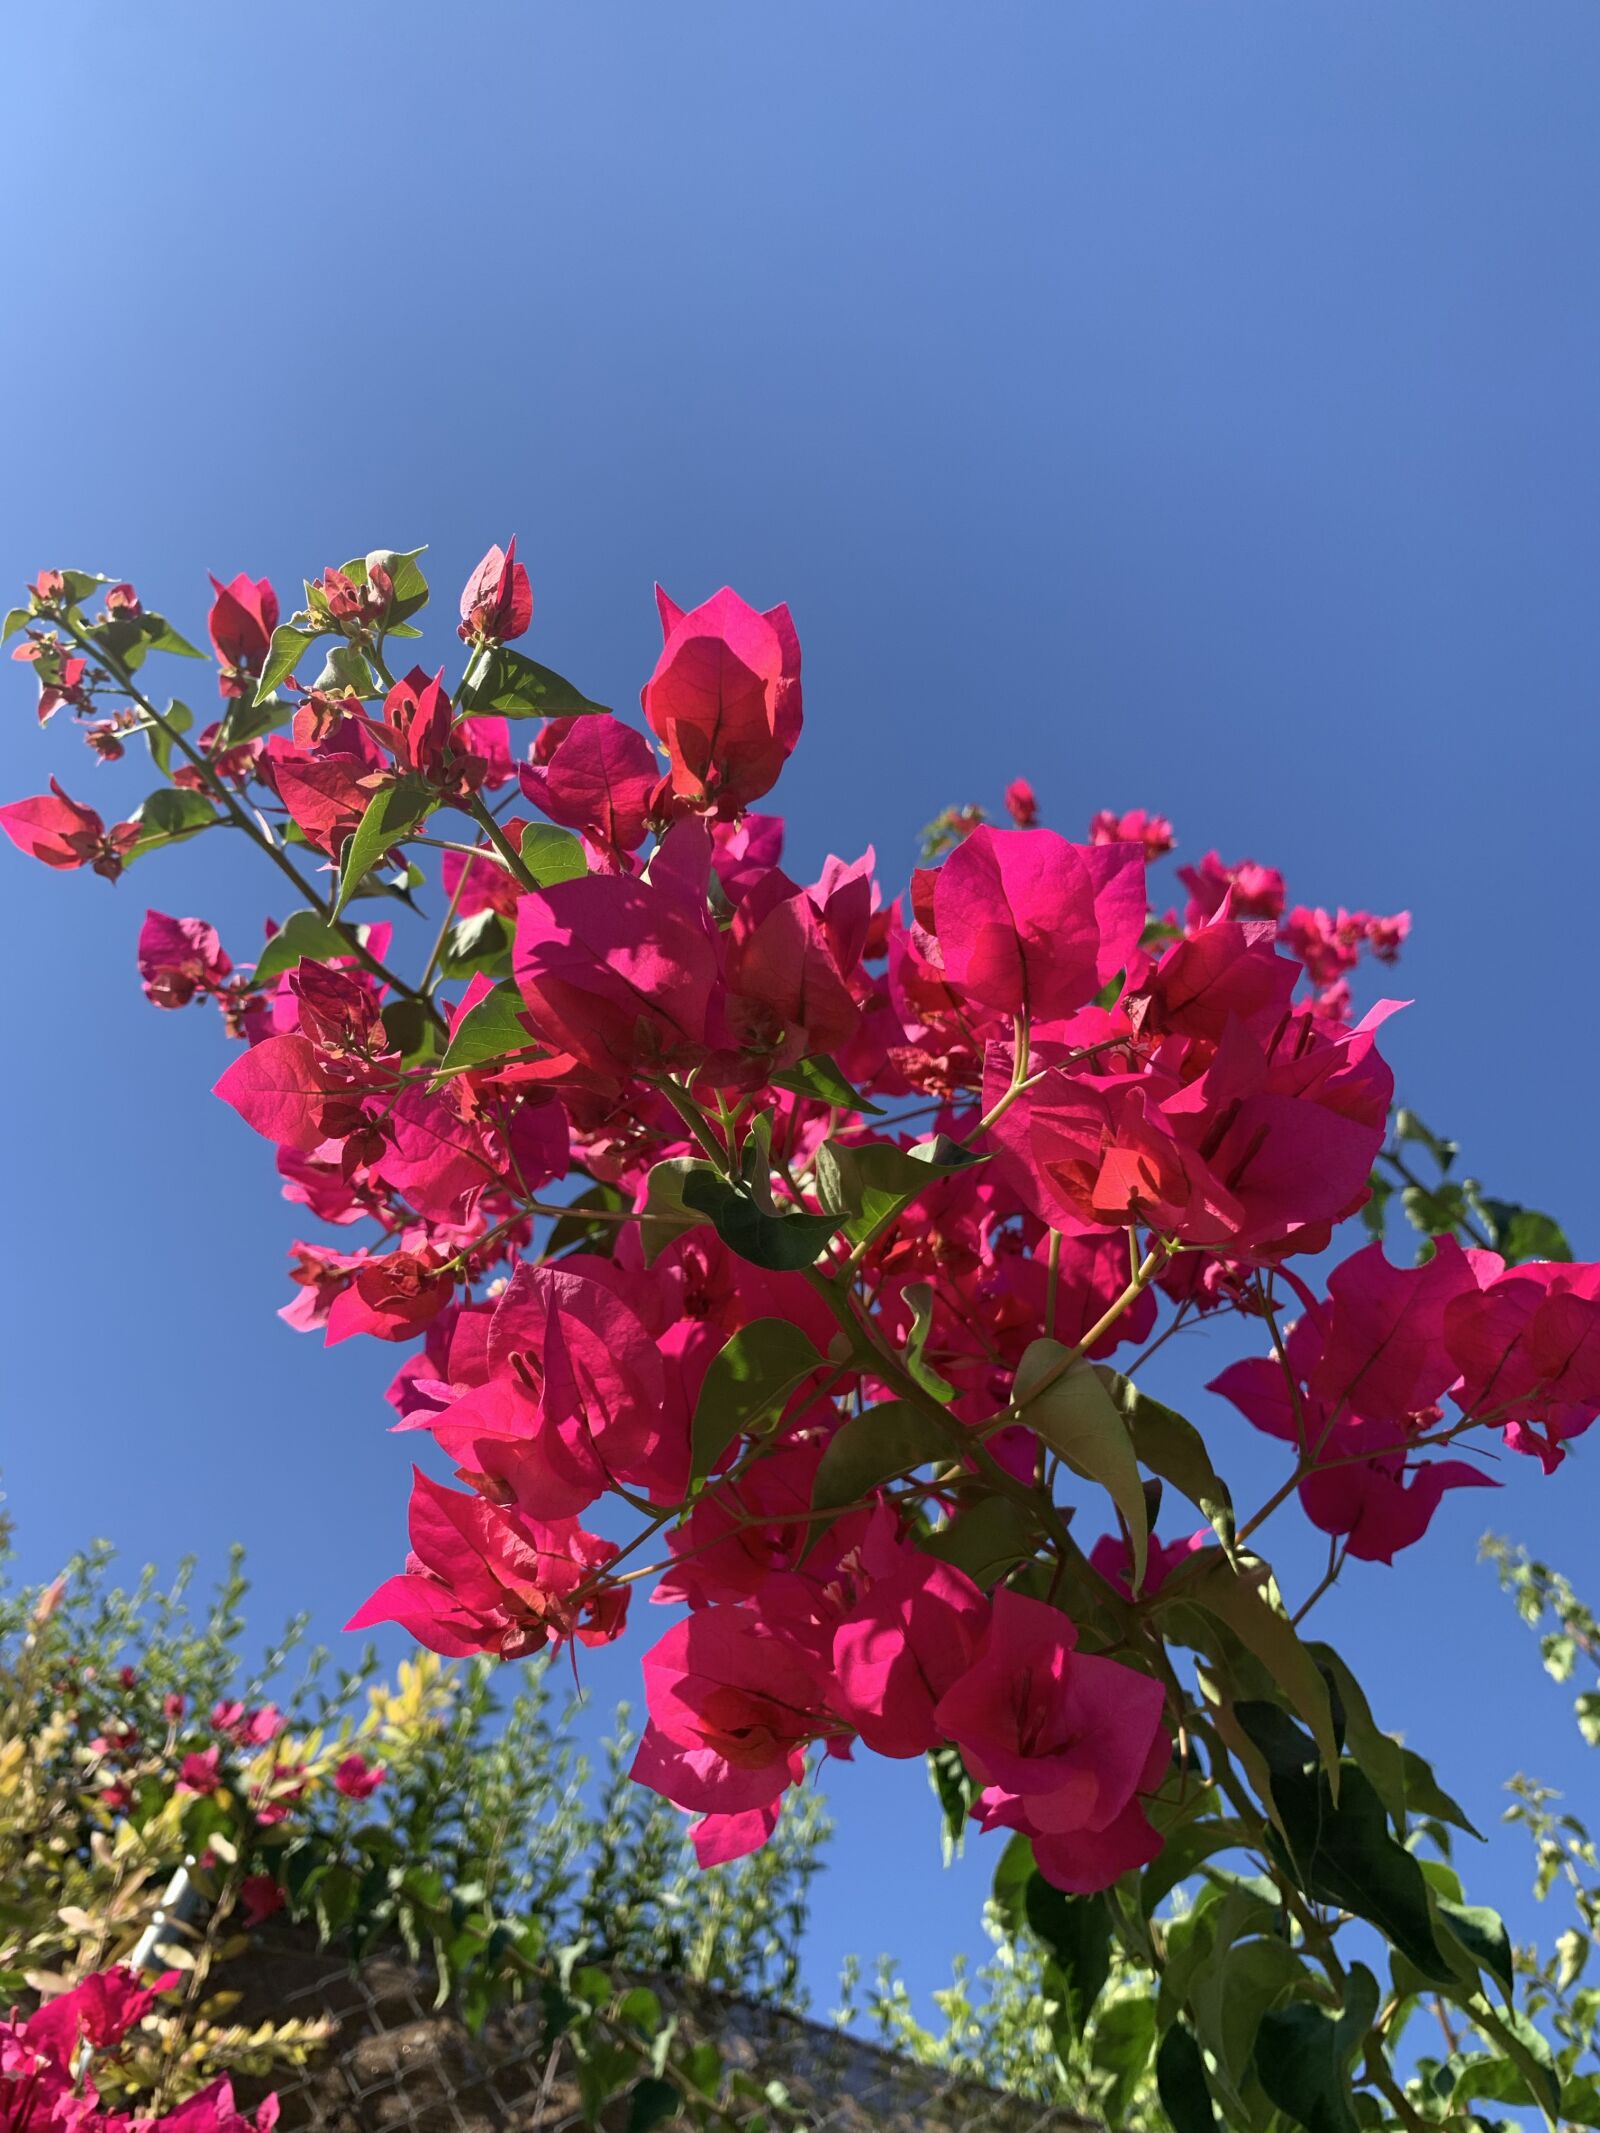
[991, 1239, 1172, 1431]
[465, 790, 541, 893]
[59, 615, 442, 1025]
[966, 1012, 1032, 1140]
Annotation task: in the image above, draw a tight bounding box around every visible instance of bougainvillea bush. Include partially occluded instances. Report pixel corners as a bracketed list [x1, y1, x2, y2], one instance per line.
[5, 548, 1597, 2128]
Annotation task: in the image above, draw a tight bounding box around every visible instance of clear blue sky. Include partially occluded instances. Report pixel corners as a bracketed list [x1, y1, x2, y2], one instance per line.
[4, 1, 1599, 2011]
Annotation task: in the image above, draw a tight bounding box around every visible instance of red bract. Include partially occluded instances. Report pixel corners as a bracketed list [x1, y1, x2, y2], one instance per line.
[642, 585, 801, 815]
[832, 1551, 988, 1757]
[1089, 807, 1174, 859]
[262, 717, 387, 855]
[139, 911, 232, 1008]
[513, 829, 730, 1083]
[630, 1610, 840, 1862]
[518, 714, 658, 860]
[207, 572, 279, 698]
[346, 1468, 626, 1659]
[0, 780, 138, 878]
[933, 1590, 1169, 1893]
[932, 825, 1145, 1025]
[458, 538, 532, 643]
[379, 666, 454, 781]
[23, 1965, 180, 2063]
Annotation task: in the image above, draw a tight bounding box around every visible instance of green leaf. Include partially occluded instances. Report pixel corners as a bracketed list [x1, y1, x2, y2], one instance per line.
[1463, 1998, 1562, 2124]
[1099, 1370, 1237, 1559]
[254, 623, 325, 704]
[333, 777, 435, 917]
[1399, 1746, 1482, 1840]
[146, 699, 194, 776]
[1024, 1880, 1111, 2047]
[690, 1318, 825, 1479]
[814, 1133, 984, 1248]
[1235, 1710, 1452, 1985]
[901, 1280, 955, 1402]
[769, 1054, 882, 1114]
[1, 606, 31, 642]
[1307, 1642, 1408, 1827]
[1434, 1894, 1514, 1999]
[460, 642, 610, 718]
[342, 545, 430, 631]
[679, 1170, 839, 1272]
[217, 688, 293, 750]
[926, 1744, 976, 1863]
[125, 786, 218, 859]
[519, 821, 588, 885]
[625, 2077, 680, 2133]
[990, 1832, 1035, 1938]
[311, 642, 378, 698]
[436, 980, 534, 1077]
[438, 908, 514, 982]
[1155, 2021, 1220, 2133]
[1171, 1555, 1340, 1783]
[255, 908, 364, 984]
[812, 1401, 951, 1512]
[542, 1182, 628, 1258]
[1480, 1197, 1573, 1265]
[1014, 1340, 1147, 1592]
[638, 1157, 715, 1265]
[1091, 1996, 1157, 2125]
[1140, 1813, 1255, 1913]
[139, 613, 205, 660]
[1255, 1962, 1378, 2133]
[1188, 1935, 1309, 2099]
[921, 1496, 1035, 1586]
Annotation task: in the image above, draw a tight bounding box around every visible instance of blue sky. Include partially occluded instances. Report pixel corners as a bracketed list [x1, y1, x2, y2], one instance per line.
[4, 1, 1600, 2011]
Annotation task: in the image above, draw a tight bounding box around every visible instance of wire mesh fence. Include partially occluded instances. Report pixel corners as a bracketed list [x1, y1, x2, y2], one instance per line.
[224, 1927, 1096, 2133]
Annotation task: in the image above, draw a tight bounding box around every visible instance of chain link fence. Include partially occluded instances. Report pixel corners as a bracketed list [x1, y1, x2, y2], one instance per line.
[223, 1928, 1095, 2133]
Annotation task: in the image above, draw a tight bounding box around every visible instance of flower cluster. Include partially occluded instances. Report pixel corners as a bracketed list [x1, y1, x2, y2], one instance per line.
[4, 544, 1589, 1909]
[1, 1966, 276, 2133]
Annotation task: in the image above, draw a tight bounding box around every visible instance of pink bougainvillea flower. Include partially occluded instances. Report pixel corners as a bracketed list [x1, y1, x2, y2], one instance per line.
[513, 833, 731, 1083]
[1090, 1529, 1210, 1598]
[1445, 1254, 1600, 1467]
[379, 665, 454, 782]
[427, 1261, 686, 1517]
[1089, 807, 1175, 860]
[238, 1873, 285, 1928]
[0, 779, 138, 878]
[458, 538, 532, 643]
[642, 585, 802, 815]
[1307, 1237, 1480, 1424]
[1143, 909, 1299, 1043]
[1297, 1418, 1495, 1563]
[724, 868, 861, 1071]
[630, 1609, 838, 1827]
[23, 1964, 180, 2064]
[346, 1468, 626, 1659]
[831, 1553, 989, 1758]
[933, 1589, 1168, 1890]
[1177, 849, 1285, 927]
[138, 910, 233, 1008]
[933, 825, 1145, 1026]
[332, 1753, 386, 1800]
[1004, 778, 1039, 828]
[207, 571, 279, 699]
[519, 714, 658, 859]
[262, 716, 388, 856]
[178, 1746, 222, 1796]
[324, 1248, 456, 1345]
